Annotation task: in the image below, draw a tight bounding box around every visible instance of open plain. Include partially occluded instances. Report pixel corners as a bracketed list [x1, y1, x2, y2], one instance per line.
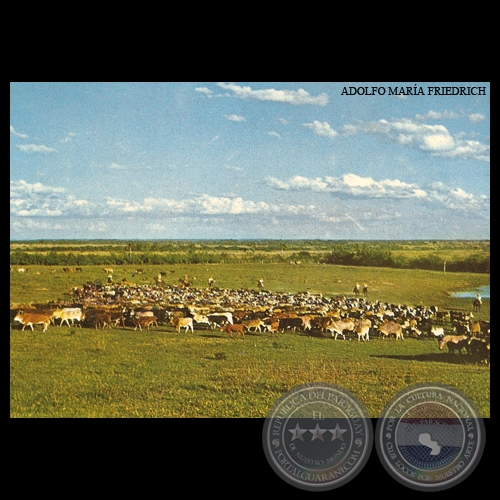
[10, 241, 490, 418]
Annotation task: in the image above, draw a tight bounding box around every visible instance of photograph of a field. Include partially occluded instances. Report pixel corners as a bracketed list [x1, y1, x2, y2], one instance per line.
[11, 82, 489, 421]
[10, 240, 490, 418]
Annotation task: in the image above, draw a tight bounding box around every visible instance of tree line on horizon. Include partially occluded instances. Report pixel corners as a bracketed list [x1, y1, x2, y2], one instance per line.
[9, 242, 490, 274]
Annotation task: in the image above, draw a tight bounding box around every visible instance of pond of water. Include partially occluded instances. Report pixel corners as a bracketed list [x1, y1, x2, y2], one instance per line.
[450, 285, 490, 299]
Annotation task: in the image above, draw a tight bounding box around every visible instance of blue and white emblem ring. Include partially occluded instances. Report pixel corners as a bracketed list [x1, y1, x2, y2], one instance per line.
[375, 383, 486, 491]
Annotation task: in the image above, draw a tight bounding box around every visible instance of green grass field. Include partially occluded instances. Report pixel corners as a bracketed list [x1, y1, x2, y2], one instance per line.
[10, 260, 490, 418]
[10, 326, 490, 418]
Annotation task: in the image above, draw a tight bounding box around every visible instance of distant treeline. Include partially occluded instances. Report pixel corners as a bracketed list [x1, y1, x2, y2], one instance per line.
[316, 246, 489, 273]
[10, 242, 490, 274]
[10, 239, 490, 253]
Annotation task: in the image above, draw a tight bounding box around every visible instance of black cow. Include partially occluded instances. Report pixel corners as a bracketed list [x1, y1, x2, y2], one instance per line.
[467, 339, 490, 364]
[278, 317, 303, 332]
[207, 314, 229, 329]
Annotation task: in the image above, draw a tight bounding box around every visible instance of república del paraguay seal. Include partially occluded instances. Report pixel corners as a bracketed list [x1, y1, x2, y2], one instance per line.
[375, 383, 486, 491]
[262, 383, 373, 491]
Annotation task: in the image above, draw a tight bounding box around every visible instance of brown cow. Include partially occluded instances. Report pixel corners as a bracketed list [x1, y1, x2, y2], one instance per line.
[94, 313, 112, 330]
[378, 321, 404, 340]
[14, 312, 52, 332]
[133, 315, 158, 331]
[241, 318, 264, 333]
[325, 319, 355, 340]
[311, 316, 334, 333]
[220, 323, 245, 338]
[469, 321, 490, 338]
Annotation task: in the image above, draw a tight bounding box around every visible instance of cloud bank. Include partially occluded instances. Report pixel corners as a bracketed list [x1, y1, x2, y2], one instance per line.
[217, 83, 329, 106]
[303, 117, 489, 162]
[265, 173, 489, 212]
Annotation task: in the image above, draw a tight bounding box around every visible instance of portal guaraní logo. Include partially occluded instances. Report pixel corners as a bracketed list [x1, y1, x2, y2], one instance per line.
[262, 383, 373, 491]
[375, 383, 486, 491]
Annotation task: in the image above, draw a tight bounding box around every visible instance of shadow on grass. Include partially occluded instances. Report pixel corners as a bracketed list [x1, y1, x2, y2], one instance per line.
[199, 331, 261, 339]
[371, 353, 476, 364]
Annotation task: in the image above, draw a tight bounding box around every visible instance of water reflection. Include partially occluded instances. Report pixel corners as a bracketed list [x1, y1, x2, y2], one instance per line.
[450, 285, 490, 298]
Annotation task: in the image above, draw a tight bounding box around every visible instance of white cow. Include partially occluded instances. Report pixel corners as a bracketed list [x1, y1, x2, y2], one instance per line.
[354, 319, 371, 341]
[191, 313, 211, 328]
[430, 326, 445, 338]
[170, 317, 194, 333]
[51, 307, 85, 327]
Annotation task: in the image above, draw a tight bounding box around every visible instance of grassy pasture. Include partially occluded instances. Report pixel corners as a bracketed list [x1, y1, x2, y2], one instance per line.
[10, 259, 490, 418]
[10, 327, 490, 418]
[10, 263, 490, 316]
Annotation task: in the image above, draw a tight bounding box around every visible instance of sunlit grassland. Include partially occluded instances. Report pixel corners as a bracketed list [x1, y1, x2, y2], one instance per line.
[10, 326, 490, 418]
[10, 263, 490, 321]
[10, 259, 489, 418]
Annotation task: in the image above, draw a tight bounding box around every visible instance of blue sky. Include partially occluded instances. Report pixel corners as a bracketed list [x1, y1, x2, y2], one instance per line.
[10, 82, 490, 240]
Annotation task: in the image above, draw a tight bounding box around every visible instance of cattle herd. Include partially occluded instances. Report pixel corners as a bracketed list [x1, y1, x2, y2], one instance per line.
[11, 278, 490, 365]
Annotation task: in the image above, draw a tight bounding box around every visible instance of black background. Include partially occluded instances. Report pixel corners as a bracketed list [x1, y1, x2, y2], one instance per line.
[243, 417, 491, 495]
[9, 410, 490, 500]
[14, 416, 489, 495]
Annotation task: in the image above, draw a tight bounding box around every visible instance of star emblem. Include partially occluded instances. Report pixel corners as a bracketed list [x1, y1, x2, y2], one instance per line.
[309, 423, 327, 441]
[329, 423, 347, 441]
[288, 423, 307, 441]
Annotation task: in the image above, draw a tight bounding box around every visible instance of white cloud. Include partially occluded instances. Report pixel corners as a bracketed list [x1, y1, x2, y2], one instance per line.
[340, 118, 489, 162]
[10, 126, 28, 139]
[10, 176, 488, 240]
[225, 114, 246, 122]
[432, 139, 490, 161]
[468, 113, 485, 123]
[224, 165, 243, 171]
[268, 131, 281, 138]
[421, 134, 454, 151]
[303, 120, 338, 138]
[342, 173, 375, 188]
[16, 144, 58, 153]
[103, 194, 316, 218]
[195, 87, 213, 97]
[265, 173, 489, 212]
[10, 180, 92, 217]
[10, 180, 66, 196]
[11, 219, 64, 232]
[217, 83, 329, 106]
[109, 163, 128, 170]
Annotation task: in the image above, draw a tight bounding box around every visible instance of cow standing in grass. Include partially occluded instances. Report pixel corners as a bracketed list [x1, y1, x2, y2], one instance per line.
[170, 316, 194, 333]
[378, 321, 404, 341]
[438, 335, 469, 354]
[14, 312, 52, 332]
[133, 315, 158, 331]
[51, 307, 85, 327]
[221, 323, 245, 338]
